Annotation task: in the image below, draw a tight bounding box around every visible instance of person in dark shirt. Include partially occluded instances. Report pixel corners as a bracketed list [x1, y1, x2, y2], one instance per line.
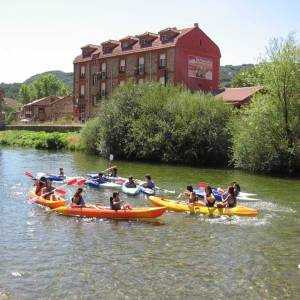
[142, 175, 155, 190]
[71, 188, 86, 207]
[125, 177, 137, 188]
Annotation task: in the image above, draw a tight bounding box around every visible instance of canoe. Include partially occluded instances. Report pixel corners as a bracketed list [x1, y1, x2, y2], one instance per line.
[29, 190, 65, 209]
[53, 205, 166, 219]
[149, 196, 258, 216]
[140, 186, 155, 196]
[85, 179, 122, 189]
[45, 175, 66, 182]
[121, 184, 141, 196]
[194, 188, 260, 202]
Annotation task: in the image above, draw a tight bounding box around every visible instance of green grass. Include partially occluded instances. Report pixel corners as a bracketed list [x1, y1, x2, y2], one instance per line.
[0, 130, 83, 151]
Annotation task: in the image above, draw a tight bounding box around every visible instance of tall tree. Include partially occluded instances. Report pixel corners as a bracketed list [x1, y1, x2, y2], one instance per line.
[18, 84, 31, 104]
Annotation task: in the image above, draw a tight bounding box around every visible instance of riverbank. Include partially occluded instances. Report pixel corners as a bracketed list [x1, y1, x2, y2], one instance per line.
[0, 130, 82, 150]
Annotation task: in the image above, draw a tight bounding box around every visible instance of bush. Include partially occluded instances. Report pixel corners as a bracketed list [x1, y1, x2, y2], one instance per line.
[81, 82, 232, 166]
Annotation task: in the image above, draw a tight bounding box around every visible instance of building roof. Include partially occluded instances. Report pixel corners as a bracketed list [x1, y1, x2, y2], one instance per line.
[74, 27, 195, 63]
[216, 87, 263, 105]
[23, 96, 63, 107]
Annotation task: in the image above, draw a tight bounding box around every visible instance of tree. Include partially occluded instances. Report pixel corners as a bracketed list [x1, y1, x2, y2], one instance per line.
[18, 84, 31, 104]
[231, 64, 264, 87]
[230, 34, 300, 174]
[18, 74, 70, 103]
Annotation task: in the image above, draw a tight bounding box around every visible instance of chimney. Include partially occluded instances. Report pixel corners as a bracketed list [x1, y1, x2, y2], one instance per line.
[194, 23, 199, 28]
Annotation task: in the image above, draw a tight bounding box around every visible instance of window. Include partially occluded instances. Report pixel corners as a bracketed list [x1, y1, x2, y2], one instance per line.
[80, 84, 85, 96]
[92, 74, 97, 86]
[138, 57, 145, 75]
[138, 78, 144, 85]
[161, 34, 168, 42]
[101, 63, 106, 79]
[119, 59, 126, 73]
[119, 80, 125, 87]
[92, 58, 97, 65]
[141, 39, 151, 47]
[159, 77, 165, 85]
[101, 82, 106, 98]
[80, 65, 85, 78]
[159, 54, 166, 68]
[93, 95, 97, 106]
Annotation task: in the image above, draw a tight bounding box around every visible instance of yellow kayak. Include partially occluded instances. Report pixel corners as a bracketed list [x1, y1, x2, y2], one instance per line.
[149, 196, 258, 216]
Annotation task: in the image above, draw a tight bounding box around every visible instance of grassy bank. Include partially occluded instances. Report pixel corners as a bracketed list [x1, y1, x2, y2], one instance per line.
[0, 130, 82, 151]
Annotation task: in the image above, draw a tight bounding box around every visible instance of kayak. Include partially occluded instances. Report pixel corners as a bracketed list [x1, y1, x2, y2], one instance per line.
[87, 174, 126, 183]
[122, 184, 141, 196]
[53, 205, 166, 219]
[45, 175, 66, 182]
[194, 189, 260, 202]
[149, 196, 258, 216]
[140, 186, 155, 196]
[29, 190, 65, 209]
[85, 179, 122, 189]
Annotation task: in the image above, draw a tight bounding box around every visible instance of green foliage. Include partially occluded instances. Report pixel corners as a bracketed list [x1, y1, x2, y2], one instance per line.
[7, 112, 15, 125]
[220, 64, 254, 87]
[0, 82, 21, 99]
[81, 82, 232, 166]
[230, 34, 300, 174]
[17, 74, 70, 104]
[0, 131, 81, 150]
[231, 64, 265, 87]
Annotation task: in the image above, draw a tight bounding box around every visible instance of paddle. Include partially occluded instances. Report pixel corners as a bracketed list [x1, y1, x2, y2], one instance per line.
[196, 183, 208, 189]
[29, 178, 78, 203]
[76, 178, 86, 186]
[25, 171, 37, 180]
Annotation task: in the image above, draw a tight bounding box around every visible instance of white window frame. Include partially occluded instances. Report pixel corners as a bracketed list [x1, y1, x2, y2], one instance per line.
[119, 59, 126, 72]
[80, 84, 85, 96]
[159, 54, 166, 67]
[80, 65, 85, 77]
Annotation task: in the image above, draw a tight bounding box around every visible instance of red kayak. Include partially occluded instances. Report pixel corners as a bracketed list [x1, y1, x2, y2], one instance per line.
[53, 205, 166, 220]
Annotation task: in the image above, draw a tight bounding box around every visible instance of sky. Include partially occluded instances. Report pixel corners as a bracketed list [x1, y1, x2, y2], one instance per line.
[0, 0, 299, 83]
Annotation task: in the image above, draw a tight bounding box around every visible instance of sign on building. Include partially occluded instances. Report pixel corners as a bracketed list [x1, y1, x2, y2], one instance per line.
[188, 55, 213, 80]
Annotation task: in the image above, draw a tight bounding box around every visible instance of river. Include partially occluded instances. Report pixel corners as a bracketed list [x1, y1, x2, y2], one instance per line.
[0, 148, 299, 299]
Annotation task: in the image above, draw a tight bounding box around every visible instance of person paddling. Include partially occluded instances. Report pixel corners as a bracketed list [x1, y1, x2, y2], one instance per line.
[217, 186, 236, 208]
[96, 173, 108, 184]
[110, 191, 132, 211]
[71, 188, 86, 207]
[109, 167, 118, 178]
[34, 179, 44, 196]
[41, 180, 56, 200]
[59, 168, 65, 176]
[142, 175, 155, 190]
[204, 185, 216, 207]
[125, 177, 137, 188]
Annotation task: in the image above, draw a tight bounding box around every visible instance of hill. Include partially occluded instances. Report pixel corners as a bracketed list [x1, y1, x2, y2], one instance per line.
[0, 71, 73, 99]
[24, 70, 73, 88]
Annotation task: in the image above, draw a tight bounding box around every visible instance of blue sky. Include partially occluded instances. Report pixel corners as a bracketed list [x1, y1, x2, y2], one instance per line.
[0, 0, 299, 83]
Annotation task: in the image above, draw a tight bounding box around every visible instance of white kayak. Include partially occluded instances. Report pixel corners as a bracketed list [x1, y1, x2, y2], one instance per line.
[121, 184, 141, 196]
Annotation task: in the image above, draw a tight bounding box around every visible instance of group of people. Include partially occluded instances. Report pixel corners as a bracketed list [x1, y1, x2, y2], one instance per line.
[124, 175, 155, 190]
[184, 181, 240, 208]
[34, 177, 56, 200]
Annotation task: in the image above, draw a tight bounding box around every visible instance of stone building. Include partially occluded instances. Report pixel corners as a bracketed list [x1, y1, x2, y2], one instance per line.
[22, 96, 73, 122]
[73, 23, 221, 121]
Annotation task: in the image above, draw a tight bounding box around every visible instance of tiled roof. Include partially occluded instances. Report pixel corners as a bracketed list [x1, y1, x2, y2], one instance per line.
[23, 96, 62, 107]
[216, 87, 263, 103]
[74, 27, 194, 63]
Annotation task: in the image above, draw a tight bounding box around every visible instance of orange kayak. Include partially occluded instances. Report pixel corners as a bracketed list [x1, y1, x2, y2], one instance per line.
[53, 205, 166, 219]
[29, 190, 66, 209]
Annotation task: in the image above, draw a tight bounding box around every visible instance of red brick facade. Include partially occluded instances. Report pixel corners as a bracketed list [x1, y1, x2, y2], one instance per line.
[73, 24, 221, 121]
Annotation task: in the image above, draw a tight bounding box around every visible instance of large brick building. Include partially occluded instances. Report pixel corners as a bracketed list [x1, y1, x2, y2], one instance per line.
[73, 23, 221, 121]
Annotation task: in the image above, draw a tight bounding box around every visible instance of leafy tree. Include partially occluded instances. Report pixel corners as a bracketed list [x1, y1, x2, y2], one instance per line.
[230, 34, 300, 174]
[17, 74, 70, 104]
[18, 84, 31, 104]
[231, 64, 265, 87]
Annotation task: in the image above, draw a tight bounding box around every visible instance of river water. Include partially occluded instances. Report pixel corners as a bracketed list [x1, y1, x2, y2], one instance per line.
[0, 148, 299, 300]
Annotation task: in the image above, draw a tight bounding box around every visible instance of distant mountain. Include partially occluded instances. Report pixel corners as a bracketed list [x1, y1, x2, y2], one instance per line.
[0, 71, 73, 99]
[220, 64, 254, 87]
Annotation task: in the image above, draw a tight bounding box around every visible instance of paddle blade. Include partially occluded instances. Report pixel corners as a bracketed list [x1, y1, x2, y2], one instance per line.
[76, 179, 86, 186]
[66, 178, 77, 186]
[25, 171, 34, 178]
[55, 189, 66, 195]
[196, 183, 208, 189]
